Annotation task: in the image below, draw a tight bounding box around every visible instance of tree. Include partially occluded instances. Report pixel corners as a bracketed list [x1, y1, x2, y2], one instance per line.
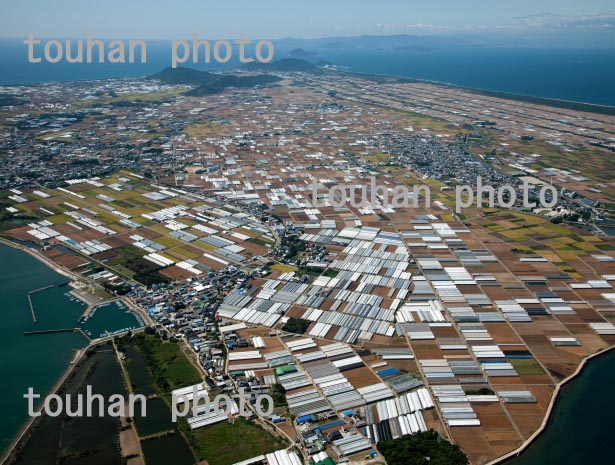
[378, 430, 468, 465]
[282, 317, 311, 334]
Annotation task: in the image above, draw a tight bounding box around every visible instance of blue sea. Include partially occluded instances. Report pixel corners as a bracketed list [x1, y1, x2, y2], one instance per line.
[0, 38, 614, 106]
[314, 47, 615, 107]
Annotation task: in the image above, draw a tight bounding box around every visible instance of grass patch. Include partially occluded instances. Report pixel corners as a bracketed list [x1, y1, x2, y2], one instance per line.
[0, 216, 39, 231]
[110, 264, 136, 278]
[193, 240, 217, 252]
[510, 358, 546, 375]
[112, 245, 171, 286]
[41, 213, 69, 224]
[271, 263, 296, 273]
[191, 418, 285, 465]
[132, 334, 201, 393]
[511, 247, 536, 254]
[153, 235, 184, 249]
[184, 121, 225, 138]
[174, 245, 202, 260]
[248, 237, 268, 246]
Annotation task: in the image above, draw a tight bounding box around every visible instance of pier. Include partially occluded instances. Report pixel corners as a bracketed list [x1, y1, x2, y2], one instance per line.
[26, 294, 37, 324]
[26, 285, 55, 324]
[24, 328, 79, 335]
[24, 327, 92, 342]
[29, 285, 54, 294]
[78, 302, 97, 322]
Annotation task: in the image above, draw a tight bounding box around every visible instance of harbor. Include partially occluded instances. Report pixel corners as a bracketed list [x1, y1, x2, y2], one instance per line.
[25, 285, 54, 323]
[79, 300, 145, 340]
[0, 242, 147, 454]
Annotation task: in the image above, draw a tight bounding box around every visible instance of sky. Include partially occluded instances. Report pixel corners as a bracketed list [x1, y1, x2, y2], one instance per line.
[1, 0, 614, 39]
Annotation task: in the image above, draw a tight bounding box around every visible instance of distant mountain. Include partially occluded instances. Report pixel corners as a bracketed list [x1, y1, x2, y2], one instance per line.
[148, 67, 281, 95]
[286, 48, 315, 58]
[273, 34, 478, 52]
[149, 59, 329, 98]
[272, 27, 615, 51]
[149, 66, 217, 85]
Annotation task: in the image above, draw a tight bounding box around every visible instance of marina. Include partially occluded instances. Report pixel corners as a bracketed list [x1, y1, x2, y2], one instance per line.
[26, 285, 56, 323]
[80, 300, 145, 339]
[1, 7, 615, 461]
[0, 243, 147, 453]
[0, 243, 87, 452]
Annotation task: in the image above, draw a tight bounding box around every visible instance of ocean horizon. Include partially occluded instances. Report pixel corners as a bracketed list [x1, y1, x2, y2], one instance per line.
[1, 38, 614, 107]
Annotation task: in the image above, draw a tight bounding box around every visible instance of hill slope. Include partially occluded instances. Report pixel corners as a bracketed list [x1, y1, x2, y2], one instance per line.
[149, 67, 281, 95]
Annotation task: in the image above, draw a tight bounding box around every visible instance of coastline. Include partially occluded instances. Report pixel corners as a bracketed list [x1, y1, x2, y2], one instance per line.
[0, 327, 148, 465]
[4, 238, 612, 465]
[0, 325, 147, 465]
[485, 343, 615, 465]
[0, 346, 88, 465]
[337, 69, 615, 116]
[0, 238, 83, 284]
[1, 61, 614, 462]
[1, 59, 614, 115]
[0, 238, 154, 464]
[0, 237, 155, 326]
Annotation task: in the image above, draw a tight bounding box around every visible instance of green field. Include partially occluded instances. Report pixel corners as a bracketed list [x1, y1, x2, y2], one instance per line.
[270, 263, 296, 272]
[124, 337, 286, 465]
[249, 237, 269, 246]
[132, 334, 202, 392]
[191, 418, 286, 465]
[510, 358, 547, 375]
